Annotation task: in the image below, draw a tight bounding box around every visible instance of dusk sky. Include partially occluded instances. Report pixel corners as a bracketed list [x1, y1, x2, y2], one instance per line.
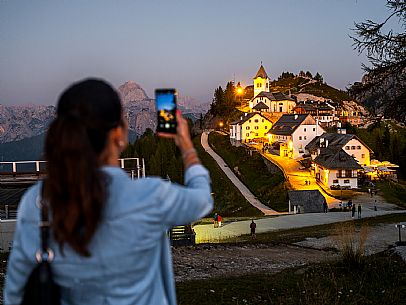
[0, 0, 393, 106]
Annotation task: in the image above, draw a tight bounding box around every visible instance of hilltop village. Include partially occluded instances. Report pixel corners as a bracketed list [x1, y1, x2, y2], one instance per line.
[227, 65, 398, 193]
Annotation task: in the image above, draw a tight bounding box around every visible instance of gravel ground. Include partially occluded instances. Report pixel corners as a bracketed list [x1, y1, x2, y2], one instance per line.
[172, 244, 338, 282]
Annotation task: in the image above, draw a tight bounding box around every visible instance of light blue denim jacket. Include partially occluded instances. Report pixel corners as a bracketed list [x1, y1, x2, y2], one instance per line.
[4, 164, 213, 305]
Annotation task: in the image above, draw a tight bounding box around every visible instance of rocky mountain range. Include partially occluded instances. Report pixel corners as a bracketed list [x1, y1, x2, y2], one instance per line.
[0, 81, 209, 146]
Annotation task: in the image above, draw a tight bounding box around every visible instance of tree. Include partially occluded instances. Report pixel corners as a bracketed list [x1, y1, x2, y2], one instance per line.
[305, 71, 313, 78]
[314, 72, 324, 83]
[350, 0, 406, 122]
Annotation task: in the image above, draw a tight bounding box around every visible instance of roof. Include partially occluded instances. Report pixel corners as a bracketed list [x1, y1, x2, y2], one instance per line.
[254, 65, 268, 79]
[288, 190, 325, 213]
[255, 91, 294, 101]
[313, 147, 362, 170]
[305, 133, 373, 153]
[230, 112, 273, 125]
[252, 101, 269, 110]
[293, 104, 316, 111]
[267, 114, 312, 136]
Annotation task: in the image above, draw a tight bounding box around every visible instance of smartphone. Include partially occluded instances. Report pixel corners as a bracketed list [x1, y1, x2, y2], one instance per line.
[155, 88, 177, 134]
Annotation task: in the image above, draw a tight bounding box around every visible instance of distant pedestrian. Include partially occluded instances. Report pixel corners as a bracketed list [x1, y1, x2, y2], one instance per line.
[368, 188, 371, 195]
[323, 198, 328, 213]
[358, 204, 362, 219]
[374, 189, 378, 196]
[351, 204, 356, 218]
[250, 220, 257, 239]
[374, 199, 377, 211]
[213, 213, 218, 228]
[218, 214, 222, 227]
[348, 199, 353, 210]
[297, 206, 301, 214]
[370, 189, 373, 197]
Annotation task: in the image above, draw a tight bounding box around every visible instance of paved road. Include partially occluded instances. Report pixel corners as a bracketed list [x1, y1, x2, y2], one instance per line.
[200, 131, 278, 215]
[248, 142, 339, 206]
[194, 209, 406, 243]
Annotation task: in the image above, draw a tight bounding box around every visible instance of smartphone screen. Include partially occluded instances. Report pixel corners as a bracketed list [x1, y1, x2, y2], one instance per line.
[155, 88, 177, 134]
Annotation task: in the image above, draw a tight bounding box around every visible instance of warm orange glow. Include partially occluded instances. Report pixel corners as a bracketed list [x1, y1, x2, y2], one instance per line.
[236, 87, 243, 95]
[219, 121, 224, 127]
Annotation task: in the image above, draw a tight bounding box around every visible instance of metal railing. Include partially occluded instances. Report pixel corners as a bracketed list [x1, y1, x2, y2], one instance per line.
[336, 173, 357, 178]
[0, 158, 146, 178]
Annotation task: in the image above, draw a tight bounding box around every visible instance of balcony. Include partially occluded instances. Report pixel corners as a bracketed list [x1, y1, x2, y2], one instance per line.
[336, 173, 357, 178]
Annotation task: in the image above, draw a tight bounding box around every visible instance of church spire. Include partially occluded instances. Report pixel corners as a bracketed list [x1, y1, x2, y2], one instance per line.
[254, 64, 268, 79]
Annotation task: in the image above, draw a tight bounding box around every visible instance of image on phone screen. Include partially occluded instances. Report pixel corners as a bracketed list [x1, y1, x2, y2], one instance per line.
[155, 89, 177, 134]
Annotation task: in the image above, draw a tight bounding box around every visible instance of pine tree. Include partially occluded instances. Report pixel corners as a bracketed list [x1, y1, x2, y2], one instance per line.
[350, 0, 406, 122]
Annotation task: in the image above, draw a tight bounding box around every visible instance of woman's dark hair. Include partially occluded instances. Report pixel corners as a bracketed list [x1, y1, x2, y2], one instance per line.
[44, 79, 122, 256]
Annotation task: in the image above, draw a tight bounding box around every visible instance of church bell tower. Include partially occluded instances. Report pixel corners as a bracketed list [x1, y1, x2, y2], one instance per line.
[253, 64, 270, 98]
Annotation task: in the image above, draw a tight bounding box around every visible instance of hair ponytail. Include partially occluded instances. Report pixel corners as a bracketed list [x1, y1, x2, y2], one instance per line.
[44, 79, 122, 257]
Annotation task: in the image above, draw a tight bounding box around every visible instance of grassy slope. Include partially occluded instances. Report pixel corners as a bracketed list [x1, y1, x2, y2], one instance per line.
[208, 133, 288, 212]
[271, 76, 352, 103]
[376, 180, 406, 209]
[193, 135, 262, 217]
[177, 253, 406, 305]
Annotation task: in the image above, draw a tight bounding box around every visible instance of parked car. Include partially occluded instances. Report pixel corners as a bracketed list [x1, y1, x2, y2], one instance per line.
[330, 184, 341, 190]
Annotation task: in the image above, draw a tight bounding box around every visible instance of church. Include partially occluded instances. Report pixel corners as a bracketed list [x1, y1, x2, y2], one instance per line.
[249, 65, 296, 114]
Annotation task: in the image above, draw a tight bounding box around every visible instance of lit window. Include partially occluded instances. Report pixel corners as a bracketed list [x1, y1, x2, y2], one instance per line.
[246, 126, 250, 130]
[246, 133, 249, 137]
[255, 119, 258, 123]
[344, 179, 350, 184]
[255, 126, 259, 130]
[357, 146, 361, 149]
[255, 133, 258, 136]
[351, 146, 355, 149]
[362, 154, 365, 158]
[345, 146, 350, 150]
[333, 180, 338, 184]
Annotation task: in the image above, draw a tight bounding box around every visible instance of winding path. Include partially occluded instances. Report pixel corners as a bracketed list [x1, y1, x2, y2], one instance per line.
[201, 131, 278, 215]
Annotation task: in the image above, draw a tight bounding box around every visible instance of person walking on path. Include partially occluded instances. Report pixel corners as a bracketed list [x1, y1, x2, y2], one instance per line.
[323, 198, 328, 213]
[213, 213, 218, 228]
[352, 203, 356, 218]
[4, 79, 213, 305]
[250, 220, 257, 239]
[217, 214, 222, 227]
[358, 204, 362, 219]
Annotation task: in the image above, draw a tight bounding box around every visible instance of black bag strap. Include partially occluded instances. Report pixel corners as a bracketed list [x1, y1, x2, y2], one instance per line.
[38, 182, 53, 262]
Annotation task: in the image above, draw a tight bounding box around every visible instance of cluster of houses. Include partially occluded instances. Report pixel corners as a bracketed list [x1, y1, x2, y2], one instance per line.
[229, 65, 397, 190]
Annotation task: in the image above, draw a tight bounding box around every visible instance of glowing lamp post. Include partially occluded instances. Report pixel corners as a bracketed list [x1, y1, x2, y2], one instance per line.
[395, 224, 406, 246]
[236, 85, 244, 108]
[218, 121, 224, 130]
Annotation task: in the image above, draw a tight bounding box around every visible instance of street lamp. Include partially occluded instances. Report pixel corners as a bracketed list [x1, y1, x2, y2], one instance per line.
[236, 83, 244, 108]
[395, 224, 406, 246]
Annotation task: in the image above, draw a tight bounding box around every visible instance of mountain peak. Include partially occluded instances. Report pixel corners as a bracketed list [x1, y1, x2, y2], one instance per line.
[118, 81, 149, 105]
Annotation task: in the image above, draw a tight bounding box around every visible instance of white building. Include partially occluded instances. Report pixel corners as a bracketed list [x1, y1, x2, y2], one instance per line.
[267, 114, 325, 159]
[249, 65, 296, 114]
[305, 133, 373, 189]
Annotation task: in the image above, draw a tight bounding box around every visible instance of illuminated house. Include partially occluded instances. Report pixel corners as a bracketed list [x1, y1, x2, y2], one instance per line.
[249, 65, 296, 114]
[305, 133, 373, 189]
[267, 114, 325, 159]
[230, 112, 274, 142]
